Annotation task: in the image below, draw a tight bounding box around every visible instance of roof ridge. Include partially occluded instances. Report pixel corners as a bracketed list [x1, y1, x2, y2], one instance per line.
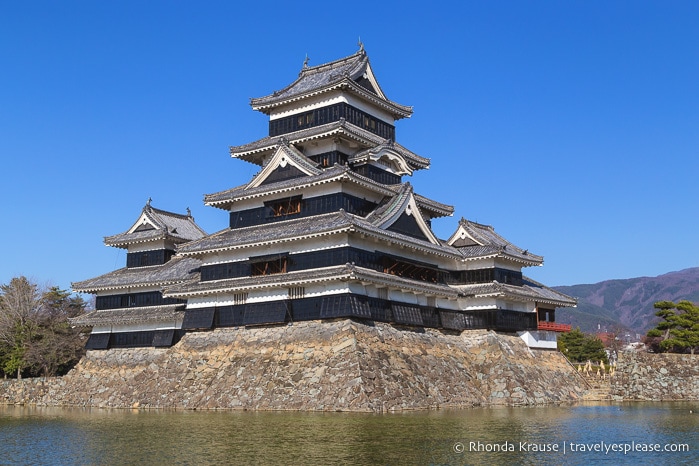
[147, 205, 192, 220]
[299, 50, 366, 75]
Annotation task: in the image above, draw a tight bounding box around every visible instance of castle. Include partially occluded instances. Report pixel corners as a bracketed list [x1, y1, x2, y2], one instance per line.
[72, 46, 574, 350]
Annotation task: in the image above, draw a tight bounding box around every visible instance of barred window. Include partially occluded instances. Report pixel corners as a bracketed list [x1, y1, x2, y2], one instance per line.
[233, 293, 248, 305]
[288, 287, 305, 299]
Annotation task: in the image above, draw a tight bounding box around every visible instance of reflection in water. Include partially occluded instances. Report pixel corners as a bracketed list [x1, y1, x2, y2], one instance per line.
[1, 403, 697, 465]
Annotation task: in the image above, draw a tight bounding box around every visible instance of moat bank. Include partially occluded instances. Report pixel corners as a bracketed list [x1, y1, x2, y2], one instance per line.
[611, 351, 699, 401]
[4, 319, 587, 411]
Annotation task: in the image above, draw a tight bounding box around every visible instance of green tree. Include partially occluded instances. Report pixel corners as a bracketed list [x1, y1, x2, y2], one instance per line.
[0, 277, 41, 378]
[26, 287, 88, 376]
[646, 300, 699, 355]
[0, 277, 88, 378]
[558, 328, 608, 364]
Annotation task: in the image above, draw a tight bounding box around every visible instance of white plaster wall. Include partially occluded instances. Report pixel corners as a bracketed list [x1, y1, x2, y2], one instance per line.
[127, 240, 169, 253]
[90, 319, 182, 334]
[518, 331, 558, 349]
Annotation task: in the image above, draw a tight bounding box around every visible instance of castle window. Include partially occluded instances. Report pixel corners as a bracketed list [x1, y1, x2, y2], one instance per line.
[251, 257, 287, 276]
[288, 287, 305, 299]
[233, 293, 248, 305]
[382, 256, 442, 283]
[268, 197, 301, 217]
[272, 199, 301, 217]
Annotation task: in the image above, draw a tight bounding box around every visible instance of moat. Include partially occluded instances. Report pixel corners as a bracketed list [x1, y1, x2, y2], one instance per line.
[1, 402, 696, 465]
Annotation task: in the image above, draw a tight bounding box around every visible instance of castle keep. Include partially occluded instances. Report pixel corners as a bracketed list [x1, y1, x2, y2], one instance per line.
[72, 46, 574, 350]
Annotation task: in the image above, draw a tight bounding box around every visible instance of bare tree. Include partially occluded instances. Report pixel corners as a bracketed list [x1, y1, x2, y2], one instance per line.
[0, 277, 41, 378]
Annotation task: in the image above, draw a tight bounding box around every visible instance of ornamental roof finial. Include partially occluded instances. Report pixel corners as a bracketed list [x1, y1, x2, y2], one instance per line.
[147, 197, 152, 206]
[358, 38, 364, 53]
[186, 207, 191, 217]
[303, 54, 310, 69]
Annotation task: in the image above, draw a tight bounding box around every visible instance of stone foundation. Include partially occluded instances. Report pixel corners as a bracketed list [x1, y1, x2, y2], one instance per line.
[1, 320, 586, 412]
[611, 351, 699, 401]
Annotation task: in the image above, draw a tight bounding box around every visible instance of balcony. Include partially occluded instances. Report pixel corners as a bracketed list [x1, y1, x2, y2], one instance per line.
[537, 321, 572, 332]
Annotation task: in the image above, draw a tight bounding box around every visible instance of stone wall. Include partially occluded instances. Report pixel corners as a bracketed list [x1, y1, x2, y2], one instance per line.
[611, 351, 699, 401]
[1, 319, 586, 412]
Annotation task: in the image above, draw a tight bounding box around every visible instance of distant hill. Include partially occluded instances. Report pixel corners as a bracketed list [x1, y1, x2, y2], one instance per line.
[553, 267, 699, 336]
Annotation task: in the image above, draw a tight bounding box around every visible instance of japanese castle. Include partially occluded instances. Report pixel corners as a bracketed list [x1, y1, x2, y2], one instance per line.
[72, 46, 574, 350]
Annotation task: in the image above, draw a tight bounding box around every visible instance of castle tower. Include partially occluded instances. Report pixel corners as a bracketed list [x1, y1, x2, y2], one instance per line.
[73, 47, 574, 349]
[71, 202, 206, 348]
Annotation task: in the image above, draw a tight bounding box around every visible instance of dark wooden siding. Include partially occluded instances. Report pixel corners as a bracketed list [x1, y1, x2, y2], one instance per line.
[386, 212, 430, 241]
[185, 294, 537, 333]
[308, 151, 349, 167]
[268, 103, 395, 141]
[127, 249, 175, 268]
[181, 308, 215, 330]
[96, 291, 185, 310]
[229, 192, 377, 229]
[353, 164, 401, 185]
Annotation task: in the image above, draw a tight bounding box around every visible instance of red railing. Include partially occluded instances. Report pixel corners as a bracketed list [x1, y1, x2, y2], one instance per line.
[537, 321, 572, 332]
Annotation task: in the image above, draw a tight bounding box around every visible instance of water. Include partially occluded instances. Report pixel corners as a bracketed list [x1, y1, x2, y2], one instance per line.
[0, 402, 696, 465]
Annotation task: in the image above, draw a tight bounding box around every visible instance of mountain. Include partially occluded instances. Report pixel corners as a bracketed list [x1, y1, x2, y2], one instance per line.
[552, 267, 699, 336]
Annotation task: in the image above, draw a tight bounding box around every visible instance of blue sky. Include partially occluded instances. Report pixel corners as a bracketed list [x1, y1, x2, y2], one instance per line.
[1, 1, 697, 292]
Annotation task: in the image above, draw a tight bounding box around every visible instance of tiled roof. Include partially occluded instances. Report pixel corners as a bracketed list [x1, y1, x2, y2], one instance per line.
[176, 211, 355, 255]
[521, 277, 577, 306]
[164, 263, 458, 299]
[365, 182, 415, 225]
[249, 49, 412, 119]
[204, 165, 453, 218]
[176, 210, 461, 259]
[453, 278, 576, 307]
[205, 164, 351, 207]
[69, 304, 185, 327]
[229, 119, 430, 170]
[72, 256, 201, 293]
[104, 203, 207, 248]
[451, 218, 543, 265]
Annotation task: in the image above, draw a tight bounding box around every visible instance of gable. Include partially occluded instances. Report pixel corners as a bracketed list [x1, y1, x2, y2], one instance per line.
[451, 236, 479, 247]
[352, 61, 388, 101]
[354, 75, 378, 95]
[447, 224, 485, 248]
[372, 188, 440, 245]
[127, 212, 160, 234]
[247, 144, 320, 189]
[134, 223, 156, 232]
[387, 212, 430, 242]
[258, 163, 308, 186]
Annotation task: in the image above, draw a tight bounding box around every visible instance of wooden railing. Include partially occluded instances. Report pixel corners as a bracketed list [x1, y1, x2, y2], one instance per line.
[537, 321, 572, 332]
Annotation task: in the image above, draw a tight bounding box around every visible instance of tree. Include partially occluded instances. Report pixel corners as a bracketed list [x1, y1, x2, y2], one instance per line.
[646, 300, 699, 355]
[0, 277, 41, 378]
[0, 277, 88, 378]
[558, 328, 608, 364]
[25, 287, 88, 376]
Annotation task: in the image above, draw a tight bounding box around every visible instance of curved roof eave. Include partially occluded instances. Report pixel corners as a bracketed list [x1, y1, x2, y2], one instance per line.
[251, 80, 413, 119]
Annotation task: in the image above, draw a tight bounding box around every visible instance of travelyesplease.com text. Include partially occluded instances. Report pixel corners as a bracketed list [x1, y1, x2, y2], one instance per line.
[453, 440, 690, 455]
